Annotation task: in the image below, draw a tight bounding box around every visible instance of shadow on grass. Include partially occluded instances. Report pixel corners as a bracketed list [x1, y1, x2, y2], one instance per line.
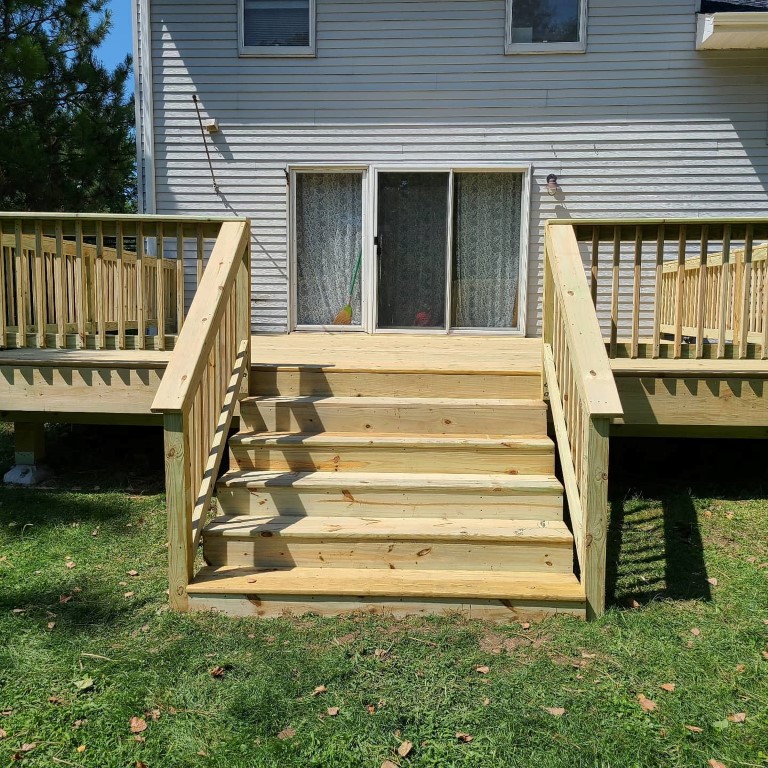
[606, 437, 768, 609]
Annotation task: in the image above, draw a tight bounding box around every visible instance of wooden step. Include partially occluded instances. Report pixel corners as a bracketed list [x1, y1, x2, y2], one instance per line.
[202, 514, 574, 572]
[239, 396, 547, 436]
[186, 566, 586, 621]
[216, 470, 564, 520]
[228, 432, 555, 474]
[251, 367, 541, 399]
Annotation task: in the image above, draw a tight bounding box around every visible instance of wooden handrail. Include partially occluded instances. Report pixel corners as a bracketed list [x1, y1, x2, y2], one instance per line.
[151, 220, 250, 414]
[544, 225, 623, 417]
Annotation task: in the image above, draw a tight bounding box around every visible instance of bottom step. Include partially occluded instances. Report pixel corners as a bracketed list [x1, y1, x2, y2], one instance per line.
[186, 566, 586, 621]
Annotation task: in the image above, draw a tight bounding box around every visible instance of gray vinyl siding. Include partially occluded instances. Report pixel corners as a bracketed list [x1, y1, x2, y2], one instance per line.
[140, 0, 768, 335]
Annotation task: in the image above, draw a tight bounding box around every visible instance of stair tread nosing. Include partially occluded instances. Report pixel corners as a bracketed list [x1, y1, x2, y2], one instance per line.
[187, 565, 585, 602]
[230, 432, 554, 449]
[218, 470, 563, 492]
[204, 514, 573, 542]
[241, 395, 546, 406]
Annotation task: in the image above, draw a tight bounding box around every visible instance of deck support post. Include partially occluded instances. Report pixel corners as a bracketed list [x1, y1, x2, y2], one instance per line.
[583, 416, 611, 619]
[3, 422, 50, 485]
[163, 411, 193, 612]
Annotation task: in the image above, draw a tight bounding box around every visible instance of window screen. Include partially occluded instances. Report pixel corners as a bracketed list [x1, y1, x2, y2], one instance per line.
[509, 0, 580, 44]
[243, 0, 310, 48]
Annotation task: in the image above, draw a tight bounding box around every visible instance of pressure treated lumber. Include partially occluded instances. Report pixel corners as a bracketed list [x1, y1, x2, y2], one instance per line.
[202, 514, 574, 573]
[228, 432, 555, 474]
[216, 470, 564, 520]
[240, 396, 547, 436]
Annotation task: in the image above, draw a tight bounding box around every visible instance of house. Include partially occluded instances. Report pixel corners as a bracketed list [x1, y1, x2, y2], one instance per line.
[1, 1, 766, 621]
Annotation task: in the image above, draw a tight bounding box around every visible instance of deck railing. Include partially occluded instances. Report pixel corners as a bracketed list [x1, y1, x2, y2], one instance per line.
[151, 220, 251, 611]
[542, 224, 624, 619]
[0, 214, 227, 350]
[561, 219, 768, 360]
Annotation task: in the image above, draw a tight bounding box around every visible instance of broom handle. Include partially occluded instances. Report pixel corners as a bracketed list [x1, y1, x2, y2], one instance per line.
[346, 249, 362, 303]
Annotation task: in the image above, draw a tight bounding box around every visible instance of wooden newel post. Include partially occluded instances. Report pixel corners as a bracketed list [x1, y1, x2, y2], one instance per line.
[583, 416, 611, 619]
[163, 411, 193, 611]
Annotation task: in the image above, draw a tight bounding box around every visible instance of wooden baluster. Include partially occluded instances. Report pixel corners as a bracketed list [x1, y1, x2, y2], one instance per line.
[237, 247, 251, 396]
[94, 221, 106, 349]
[673, 224, 686, 358]
[590, 227, 599, 306]
[74, 221, 86, 348]
[738, 224, 753, 359]
[136, 223, 146, 349]
[610, 227, 620, 359]
[33, 222, 45, 348]
[762, 253, 768, 360]
[14, 220, 28, 348]
[54, 221, 66, 348]
[695, 224, 709, 359]
[176, 223, 185, 333]
[631, 226, 642, 359]
[156, 224, 166, 350]
[0, 221, 6, 347]
[196, 224, 204, 286]
[652, 225, 664, 359]
[717, 224, 731, 358]
[115, 221, 125, 349]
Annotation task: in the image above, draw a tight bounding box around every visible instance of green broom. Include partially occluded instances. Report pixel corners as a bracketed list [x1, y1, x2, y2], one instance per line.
[333, 249, 362, 325]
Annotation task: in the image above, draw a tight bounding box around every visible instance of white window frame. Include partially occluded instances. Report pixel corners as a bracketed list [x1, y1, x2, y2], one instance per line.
[287, 163, 531, 337]
[505, 0, 588, 55]
[239, 0, 316, 57]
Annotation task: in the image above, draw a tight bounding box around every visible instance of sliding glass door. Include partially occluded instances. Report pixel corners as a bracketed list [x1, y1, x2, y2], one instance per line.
[375, 169, 525, 332]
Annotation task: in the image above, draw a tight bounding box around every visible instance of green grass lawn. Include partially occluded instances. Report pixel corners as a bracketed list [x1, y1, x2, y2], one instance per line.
[0, 424, 767, 768]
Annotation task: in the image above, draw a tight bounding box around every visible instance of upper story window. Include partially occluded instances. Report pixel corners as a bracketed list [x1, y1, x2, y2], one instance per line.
[240, 0, 316, 56]
[505, 0, 588, 54]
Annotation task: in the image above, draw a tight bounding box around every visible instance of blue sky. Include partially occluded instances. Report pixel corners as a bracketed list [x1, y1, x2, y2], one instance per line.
[95, 0, 135, 90]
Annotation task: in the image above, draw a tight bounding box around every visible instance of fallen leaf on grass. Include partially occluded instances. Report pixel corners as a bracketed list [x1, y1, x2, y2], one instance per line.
[311, 685, 327, 696]
[397, 740, 413, 757]
[76, 745, 86, 753]
[136, 762, 148, 768]
[134, 735, 145, 743]
[72, 720, 86, 729]
[127, 570, 139, 577]
[638, 695, 657, 712]
[59, 595, 72, 604]
[46, 622, 55, 630]
[456, 732, 474, 743]
[475, 665, 490, 674]
[708, 761, 727, 768]
[129, 717, 148, 734]
[627, 598, 641, 610]
[73, 678, 94, 692]
[326, 707, 339, 717]
[735, 664, 746, 673]
[47, 695, 65, 705]
[685, 725, 703, 733]
[706, 577, 718, 586]
[690, 628, 701, 637]
[20, 744, 36, 752]
[482, 697, 490, 706]
[381, 762, 399, 768]
[65, 561, 76, 569]
[146, 709, 161, 722]
[544, 707, 566, 716]
[374, 648, 390, 660]
[123, 592, 135, 599]
[366, 704, 377, 714]
[727, 712, 746, 723]
[277, 727, 296, 740]
[11, 608, 25, 615]
[0, 728, 6, 739]
[209, 666, 226, 678]
[660, 683, 676, 692]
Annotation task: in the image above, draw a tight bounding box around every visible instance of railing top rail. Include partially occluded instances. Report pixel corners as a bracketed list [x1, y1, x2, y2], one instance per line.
[547, 217, 768, 243]
[0, 212, 247, 224]
[151, 220, 250, 414]
[545, 223, 624, 418]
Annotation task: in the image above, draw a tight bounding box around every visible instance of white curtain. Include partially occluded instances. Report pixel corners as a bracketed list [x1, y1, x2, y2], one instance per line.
[452, 172, 522, 328]
[296, 173, 362, 326]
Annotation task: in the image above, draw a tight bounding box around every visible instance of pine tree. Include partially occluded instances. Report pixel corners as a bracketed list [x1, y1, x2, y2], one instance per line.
[0, 0, 136, 212]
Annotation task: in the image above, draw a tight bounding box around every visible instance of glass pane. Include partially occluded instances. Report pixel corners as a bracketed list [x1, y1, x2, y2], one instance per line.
[296, 173, 363, 326]
[243, 0, 310, 47]
[452, 173, 523, 329]
[510, 0, 580, 44]
[377, 172, 448, 330]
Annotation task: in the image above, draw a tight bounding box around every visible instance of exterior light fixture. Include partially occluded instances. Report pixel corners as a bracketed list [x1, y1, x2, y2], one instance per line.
[546, 174, 559, 196]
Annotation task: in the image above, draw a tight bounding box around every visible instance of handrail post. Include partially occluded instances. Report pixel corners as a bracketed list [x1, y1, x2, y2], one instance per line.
[583, 416, 611, 620]
[164, 410, 193, 611]
[237, 228, 251, 397]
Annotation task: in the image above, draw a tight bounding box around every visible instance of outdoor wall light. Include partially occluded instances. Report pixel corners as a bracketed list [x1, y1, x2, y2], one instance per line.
[546, 174, 559, 196]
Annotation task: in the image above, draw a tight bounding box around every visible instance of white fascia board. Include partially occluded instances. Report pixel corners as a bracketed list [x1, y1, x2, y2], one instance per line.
[696, 12, 768, 50]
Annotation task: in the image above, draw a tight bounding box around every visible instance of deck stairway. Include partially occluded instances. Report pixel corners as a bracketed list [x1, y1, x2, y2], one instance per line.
[186, 342, 586, 621]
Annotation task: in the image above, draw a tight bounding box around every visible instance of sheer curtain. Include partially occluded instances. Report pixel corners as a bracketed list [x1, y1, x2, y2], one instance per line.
[452, 172, 523, 329]
[296, 173, 362, 326]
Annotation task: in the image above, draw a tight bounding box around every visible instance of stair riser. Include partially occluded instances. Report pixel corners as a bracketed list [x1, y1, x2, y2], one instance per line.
[217, 486, 564, 520]
[188, 593, 585, 621]
[229, 444, 555, 474]
[241, 402, 546, 436]
[204, 536, 573, 573]
[251, 370, 541, 399]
